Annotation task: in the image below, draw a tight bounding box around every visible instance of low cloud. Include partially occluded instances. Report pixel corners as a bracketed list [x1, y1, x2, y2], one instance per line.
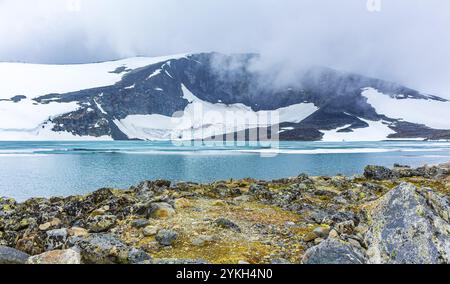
[0, 0, 449, 97]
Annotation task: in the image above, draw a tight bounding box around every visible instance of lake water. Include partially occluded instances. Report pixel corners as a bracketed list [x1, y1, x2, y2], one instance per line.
[0, 141, 449, 201]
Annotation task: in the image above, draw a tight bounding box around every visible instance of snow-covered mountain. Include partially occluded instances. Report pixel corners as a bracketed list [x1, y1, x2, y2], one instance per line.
[0, 52, 449, 141]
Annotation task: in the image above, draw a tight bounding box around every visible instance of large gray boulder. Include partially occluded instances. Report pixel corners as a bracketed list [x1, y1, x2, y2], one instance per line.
[69, 234, 151, 264]
[0, 246, 30, 264]
[365, 183, 450, 264]
[301, 239, 366, 264]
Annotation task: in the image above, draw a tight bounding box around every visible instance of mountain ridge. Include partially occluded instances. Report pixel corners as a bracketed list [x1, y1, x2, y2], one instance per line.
[0, 52, 449, 141]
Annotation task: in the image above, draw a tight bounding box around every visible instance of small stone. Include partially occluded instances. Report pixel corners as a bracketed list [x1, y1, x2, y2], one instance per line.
[90, 205, 110, 217]
[285, 222, 296, 228]
[38, 218, 61, 231]
[233, 195, 251, 203]
[39, 222, 52, 231]
[174, 198, 191, 209]
[148, 203, 175, 219]
[215, 218, 241, 233]
[132, 219, 150, 229]
[333, 196, 348, 205]
[68, 227, 89, 237]
[127, 248, 152, 264]
[143, 226, 159, 237]
[335, 220, 355, 235]
[313, 226, 331, 238]
[27, 249, 81, 264]
[328, 229, 340, 239]
[191, 235, 214, 247]
[156, 230, 178, 246]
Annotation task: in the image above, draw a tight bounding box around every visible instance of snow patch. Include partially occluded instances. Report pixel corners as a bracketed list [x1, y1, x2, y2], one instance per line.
[165, 70, 174, 79]
[0, 122, 112, 141]
[321, 118, 396, 142]
[0, 99, 80, 130]
[94, 98, 107, 115]
[362, 87, 450, 129]
[147, 69, 162, 80]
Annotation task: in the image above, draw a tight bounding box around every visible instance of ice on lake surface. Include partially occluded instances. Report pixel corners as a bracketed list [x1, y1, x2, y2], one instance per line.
[0, 141, 449, 201]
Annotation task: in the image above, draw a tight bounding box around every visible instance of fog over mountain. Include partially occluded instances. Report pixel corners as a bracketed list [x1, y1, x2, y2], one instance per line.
[0, 0, 449, 98]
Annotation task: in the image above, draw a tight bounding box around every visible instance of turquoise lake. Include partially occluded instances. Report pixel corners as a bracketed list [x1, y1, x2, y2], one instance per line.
[0, 141, 449, 201]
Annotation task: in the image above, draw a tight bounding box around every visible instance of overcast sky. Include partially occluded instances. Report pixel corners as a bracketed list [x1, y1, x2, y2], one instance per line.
[0, 0, 449, 97]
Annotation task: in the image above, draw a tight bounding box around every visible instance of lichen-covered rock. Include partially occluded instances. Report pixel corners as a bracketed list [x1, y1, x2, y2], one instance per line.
[68, 227, 89, 237]
[128, 247, 152, 264]
[211, 184, 242, 198]
[147, 203, 175, 219]
[215, 218, 241, 233]
[86, 214, 117, 233]
[364, 165, 395, 180]
[45, 228, 68, 251]
[301, 239, 367, 264]
[131, 180, 171, 200]
[69, 234, 150, 264]
[16, 234, 44, 255]
[39, 218, 62, 231]
[131, 219, 150, 229]
[155, 230, 178, 246]
[365, 183, 450, 264]
[312, 226, 330, 239]
[0, 197, 17, 217]
[0, 246, 29, 264]
[248, 184, 274, 200]
[335, 220, 355, 235]
[27, 248, 81, 264]
[191, 235, 215, 247]
[143, 226, 159, 237]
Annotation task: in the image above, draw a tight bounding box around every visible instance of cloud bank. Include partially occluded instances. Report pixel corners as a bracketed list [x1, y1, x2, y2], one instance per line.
[0, 0, 449, 97]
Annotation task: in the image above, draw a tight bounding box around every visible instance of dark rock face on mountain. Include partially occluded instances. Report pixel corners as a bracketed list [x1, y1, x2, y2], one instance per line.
[31, 52, 450, 140]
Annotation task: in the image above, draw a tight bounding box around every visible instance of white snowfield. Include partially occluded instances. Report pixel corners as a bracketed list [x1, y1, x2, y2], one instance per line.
[362, 87, 450, 130]
[0, 99, 79, 130]
[114, 84, 319, 140]
[0, 54, 188, 99]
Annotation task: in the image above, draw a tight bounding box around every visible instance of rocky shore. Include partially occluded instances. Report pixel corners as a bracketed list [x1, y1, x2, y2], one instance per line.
[1, 163, 449, 264]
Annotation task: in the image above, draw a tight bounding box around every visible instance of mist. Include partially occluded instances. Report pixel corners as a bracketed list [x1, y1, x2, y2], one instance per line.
[0, 0, 449, 98]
